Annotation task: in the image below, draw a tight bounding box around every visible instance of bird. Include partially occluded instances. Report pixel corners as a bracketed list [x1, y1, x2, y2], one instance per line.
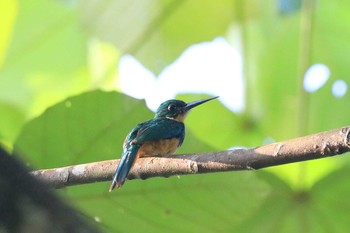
[109, 96, 219, 191]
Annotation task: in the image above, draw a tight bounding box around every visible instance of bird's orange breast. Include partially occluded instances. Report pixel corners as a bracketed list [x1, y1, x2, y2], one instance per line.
[137, 138, 181, 158]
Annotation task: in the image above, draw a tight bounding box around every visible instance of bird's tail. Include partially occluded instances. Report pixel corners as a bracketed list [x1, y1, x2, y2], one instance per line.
[109, 145, 140, 192]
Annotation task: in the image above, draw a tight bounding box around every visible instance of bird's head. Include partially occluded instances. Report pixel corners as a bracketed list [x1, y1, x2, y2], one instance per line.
[155, 96, 219, 122]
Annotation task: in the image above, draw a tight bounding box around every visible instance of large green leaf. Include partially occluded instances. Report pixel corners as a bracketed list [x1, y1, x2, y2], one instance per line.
[15, 91, 150, 167]
[66, 172, 270, 233]
[234, 172, 297, 233]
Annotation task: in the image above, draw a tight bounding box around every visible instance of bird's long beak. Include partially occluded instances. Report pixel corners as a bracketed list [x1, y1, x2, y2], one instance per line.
[183, 96, 219, 112]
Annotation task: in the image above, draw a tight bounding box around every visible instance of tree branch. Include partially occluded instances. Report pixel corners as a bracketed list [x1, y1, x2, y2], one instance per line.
[31, 126, 350, 189]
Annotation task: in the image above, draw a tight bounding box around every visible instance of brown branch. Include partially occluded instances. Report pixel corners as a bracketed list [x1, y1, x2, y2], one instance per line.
[31, 126, 350, 189]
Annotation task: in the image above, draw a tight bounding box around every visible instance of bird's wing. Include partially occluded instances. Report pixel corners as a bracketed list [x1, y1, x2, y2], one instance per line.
[132, 118, 185, 146]
[109, 118, 185, 191]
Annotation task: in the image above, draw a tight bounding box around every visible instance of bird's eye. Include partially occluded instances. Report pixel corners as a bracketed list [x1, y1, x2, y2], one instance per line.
[167, 104, 176, 111]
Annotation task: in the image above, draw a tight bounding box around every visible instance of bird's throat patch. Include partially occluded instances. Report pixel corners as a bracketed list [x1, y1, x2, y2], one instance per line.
[173, 112, 188, 122]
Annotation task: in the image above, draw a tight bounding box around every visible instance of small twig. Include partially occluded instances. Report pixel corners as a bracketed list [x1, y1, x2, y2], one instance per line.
[31, 126, 350, 189]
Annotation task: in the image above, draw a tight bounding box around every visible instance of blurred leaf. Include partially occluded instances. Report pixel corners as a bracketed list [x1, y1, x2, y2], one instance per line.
[234, 172, 296, 233]
[0, 0, 17, 68]
[0, 0, 90, 121]
[0, 0, 122, 145]
[233, 168, 350, 233]
[5, 0, 86, 74]
[66, 172, 270, 233]
[14, 91, 151, 168]
[0, 102, 25, 143]
[264, 156, 340, 190]
[78, 0, 237, 74]
[311, 165, 350, 231]
[87, 39, 121, 89]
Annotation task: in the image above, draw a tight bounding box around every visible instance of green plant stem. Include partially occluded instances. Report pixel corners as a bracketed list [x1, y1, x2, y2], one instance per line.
[297, 0, 315, 189]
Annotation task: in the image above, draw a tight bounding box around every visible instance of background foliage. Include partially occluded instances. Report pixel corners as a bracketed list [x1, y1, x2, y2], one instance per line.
[1, 0, 350, 232]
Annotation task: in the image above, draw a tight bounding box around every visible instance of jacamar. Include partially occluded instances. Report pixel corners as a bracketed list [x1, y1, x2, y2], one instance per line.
[109, 96, 219, 191]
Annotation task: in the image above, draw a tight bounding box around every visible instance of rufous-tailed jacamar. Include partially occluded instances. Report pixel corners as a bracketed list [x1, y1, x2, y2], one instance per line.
[109, 96, 219, 191]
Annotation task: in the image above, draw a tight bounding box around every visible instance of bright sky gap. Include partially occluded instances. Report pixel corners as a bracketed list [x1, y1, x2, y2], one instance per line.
[119, 37, 244, 113]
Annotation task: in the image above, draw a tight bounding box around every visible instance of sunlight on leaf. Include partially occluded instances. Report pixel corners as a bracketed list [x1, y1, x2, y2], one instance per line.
[0, 0, 17, 68]
[0, 102, 25, 144]
[0, 0, 89, 120]
[88, 38, 121, 89]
